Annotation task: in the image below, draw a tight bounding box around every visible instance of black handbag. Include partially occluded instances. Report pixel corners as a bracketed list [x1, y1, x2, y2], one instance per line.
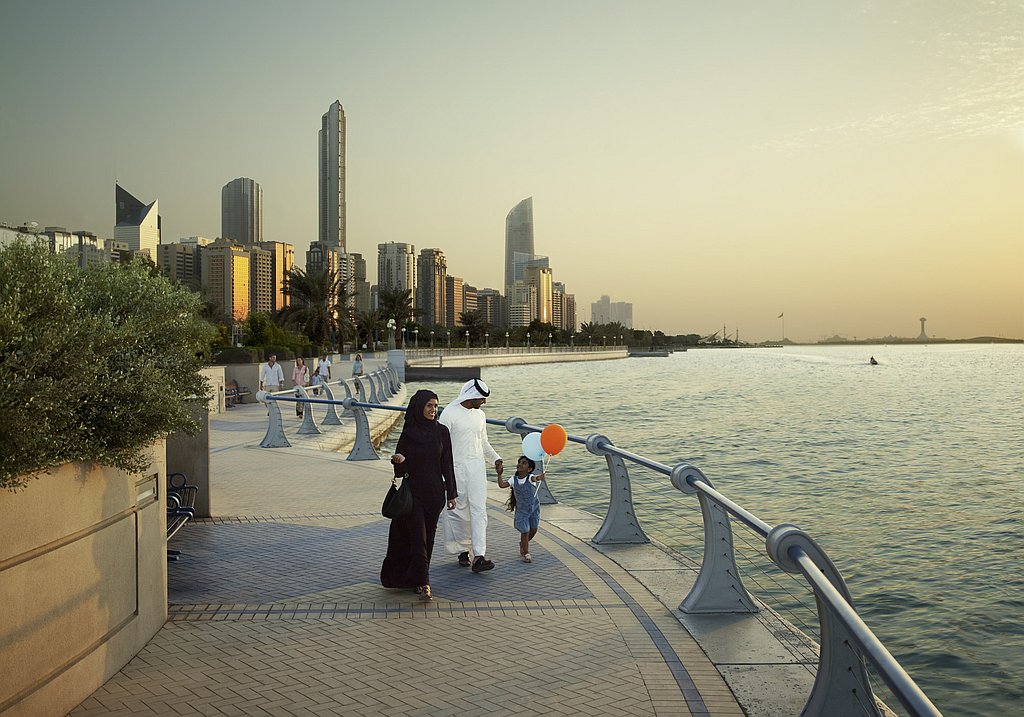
[382, 475, 413, 519]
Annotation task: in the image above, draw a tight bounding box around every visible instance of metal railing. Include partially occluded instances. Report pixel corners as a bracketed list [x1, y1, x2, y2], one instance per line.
[256, 392, 943, 717]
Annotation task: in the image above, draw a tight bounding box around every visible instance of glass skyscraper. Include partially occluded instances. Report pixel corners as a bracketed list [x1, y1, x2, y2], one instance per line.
[319, 100, 346, 250]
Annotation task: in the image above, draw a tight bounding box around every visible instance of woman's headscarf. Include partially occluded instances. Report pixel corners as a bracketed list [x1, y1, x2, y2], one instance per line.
[404, 389, 439, 431]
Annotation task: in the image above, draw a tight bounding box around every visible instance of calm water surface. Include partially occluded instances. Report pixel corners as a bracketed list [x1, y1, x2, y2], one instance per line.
[406, 344, 1022, 717]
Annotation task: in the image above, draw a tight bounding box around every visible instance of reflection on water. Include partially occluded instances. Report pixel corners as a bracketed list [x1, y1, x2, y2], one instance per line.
[406, 344, 1023, 717]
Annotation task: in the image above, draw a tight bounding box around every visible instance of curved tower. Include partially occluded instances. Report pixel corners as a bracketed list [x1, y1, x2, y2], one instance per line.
[504, 197, 534, 299]
[319, 100, 346, 249]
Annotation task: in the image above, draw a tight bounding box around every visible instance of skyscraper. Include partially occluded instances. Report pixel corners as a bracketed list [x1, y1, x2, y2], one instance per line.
[258, 241, 294, 312]
[377, 242, 416, 299]
[504, 197, 534, 300]
[416, 248, 447, 328]
[114, 184, 161, 258]
[445, 275, 464, 327]
[201, 238, 250, 323]
[221, 177, 263, 245]
[319, 100, 346, 249]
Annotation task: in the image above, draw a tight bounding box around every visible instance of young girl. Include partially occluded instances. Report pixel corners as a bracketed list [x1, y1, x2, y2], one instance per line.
[291, 357, 309, 417]
[497, 455, 546, 563]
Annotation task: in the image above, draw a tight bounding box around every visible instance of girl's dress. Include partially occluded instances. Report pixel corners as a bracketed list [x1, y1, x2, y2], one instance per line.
[380, 417, 457, 589]
[509, 473, 541, 533]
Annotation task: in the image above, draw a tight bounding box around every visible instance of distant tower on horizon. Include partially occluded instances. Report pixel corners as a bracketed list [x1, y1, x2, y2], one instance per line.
[918, 317, 928, 340]
[319, 100, 347, 250]
[221, 177, 263, 245]
[504, 197, 534, 300]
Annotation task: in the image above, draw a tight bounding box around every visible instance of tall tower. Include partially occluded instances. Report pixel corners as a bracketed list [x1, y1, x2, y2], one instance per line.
[114, 184, 161, 258]
[504, 197, 534, 300]
[416, 248, 447, 328]
[918, 317, 928, 340]
[319, 100, 347, 249]
[221, 177, 263, 245]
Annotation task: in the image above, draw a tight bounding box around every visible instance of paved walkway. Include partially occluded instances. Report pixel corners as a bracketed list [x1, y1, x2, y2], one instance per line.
[69, 400, 749, 717]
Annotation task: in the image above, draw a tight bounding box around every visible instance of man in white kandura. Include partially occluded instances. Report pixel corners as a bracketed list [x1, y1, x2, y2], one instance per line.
[439, 378, 503, 573]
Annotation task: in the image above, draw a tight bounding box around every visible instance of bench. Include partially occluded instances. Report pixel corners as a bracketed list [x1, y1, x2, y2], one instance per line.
[167, 472, 197, 560]
[225, 378, 252, 407]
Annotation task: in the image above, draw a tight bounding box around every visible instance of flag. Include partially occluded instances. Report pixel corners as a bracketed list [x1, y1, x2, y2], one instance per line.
[777, 313, 784, 318]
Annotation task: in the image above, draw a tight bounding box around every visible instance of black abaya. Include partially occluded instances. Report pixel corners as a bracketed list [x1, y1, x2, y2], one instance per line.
[380, 416, 456, 589]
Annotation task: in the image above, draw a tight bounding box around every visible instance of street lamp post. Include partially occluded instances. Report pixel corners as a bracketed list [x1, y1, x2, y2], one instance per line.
[414, 328, 419, 349]
[430, 330, 434, 349]
[465, 331, 470, 349]
[485, 332, 489, 348]
[548, 332, 552, 348]
[446, 331, 451, 349]
[505, 331, 509, 349]
[386, 318, 397, 350]
[527, 332, 531, 349]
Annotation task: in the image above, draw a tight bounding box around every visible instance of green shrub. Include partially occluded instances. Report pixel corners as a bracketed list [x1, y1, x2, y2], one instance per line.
[261, 345, 294, 361]
[213, 347, 263, 363]
[0, 240, 217, 490]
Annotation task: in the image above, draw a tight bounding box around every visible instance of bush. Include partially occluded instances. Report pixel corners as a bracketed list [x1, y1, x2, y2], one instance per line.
[0, 240, 217, 490]
[261, 345, 294, 361]
[213, 347, 263, 364]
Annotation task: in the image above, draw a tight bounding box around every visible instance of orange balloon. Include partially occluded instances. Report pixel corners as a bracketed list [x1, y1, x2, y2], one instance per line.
[540, 424, 568, 456]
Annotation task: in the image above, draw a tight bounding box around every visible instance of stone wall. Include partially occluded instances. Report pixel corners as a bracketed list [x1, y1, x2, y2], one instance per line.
[0, 443, 167, 717]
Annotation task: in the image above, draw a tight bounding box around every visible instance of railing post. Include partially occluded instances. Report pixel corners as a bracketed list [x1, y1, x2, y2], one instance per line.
[376, 369, 393, 398]
[369, 371, 385, 402]
[504, 417, 557, 504]
[670, 464, 758, 613]
[294, 385, 322, 434]
[335, 378, 355, 415]
[258, 392, 292, 448]
[586, 433, 648, 544]
[320, 383, 343, 425]
[343, 397, 379, 461]
[766, 524, 883, 717]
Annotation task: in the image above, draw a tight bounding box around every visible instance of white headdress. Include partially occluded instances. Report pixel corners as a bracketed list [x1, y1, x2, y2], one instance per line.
[455, 378, 490, 403]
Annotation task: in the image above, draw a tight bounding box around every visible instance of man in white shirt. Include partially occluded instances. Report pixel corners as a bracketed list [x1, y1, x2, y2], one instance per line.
[259, 354, 284, 391]
[439, 379, 503, 572]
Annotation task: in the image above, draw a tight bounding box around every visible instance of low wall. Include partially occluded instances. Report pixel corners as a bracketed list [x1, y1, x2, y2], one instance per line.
[0, 443, 167, 717]
[407, 348, 627, 369]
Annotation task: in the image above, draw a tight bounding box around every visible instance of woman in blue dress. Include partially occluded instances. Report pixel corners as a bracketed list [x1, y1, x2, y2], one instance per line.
[497, 456, 547, 563]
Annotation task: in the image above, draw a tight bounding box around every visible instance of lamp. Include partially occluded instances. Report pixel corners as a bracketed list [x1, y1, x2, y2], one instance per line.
[527, 332, 531, 348]
[430, 330, 434, 349]
[485, 332, 489, 348]
[414, 328, 419, 349]
[505, 331, 509, 349]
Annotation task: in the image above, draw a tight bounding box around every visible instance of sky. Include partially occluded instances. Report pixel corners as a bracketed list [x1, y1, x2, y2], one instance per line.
[1, 1, 1021, 342]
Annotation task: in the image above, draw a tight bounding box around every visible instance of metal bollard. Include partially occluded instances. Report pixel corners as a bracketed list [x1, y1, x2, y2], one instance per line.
[320, 383, 343, 425]
[766, 524, 882, 717]
[586, 434, 649, 544]
[294, 385, 322, 434]
[343, 397, 379, 461]
[258, 392, 292, 448]
[670, 463, 757, 614]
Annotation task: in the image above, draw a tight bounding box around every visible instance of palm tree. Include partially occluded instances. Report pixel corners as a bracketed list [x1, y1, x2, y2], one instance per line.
[278, 266, 352, 351]
[378, 287, 417, 326]
[355, 309, 384, 350]
[579, 321, 598, 345]
[459, 311, 490, 345]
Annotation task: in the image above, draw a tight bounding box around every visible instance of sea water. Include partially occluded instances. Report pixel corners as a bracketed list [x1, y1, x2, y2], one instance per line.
[408, 344, 1022, 717]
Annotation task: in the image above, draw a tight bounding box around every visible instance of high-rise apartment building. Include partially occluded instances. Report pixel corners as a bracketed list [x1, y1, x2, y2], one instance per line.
[476, 288, 506, 329]
[462, 284, 478, 317]
[257, 241, 294, 312]
[114, 184, 161, 258]
[158, 242, 200, 283]
[221, 178, 263, 245]
[551, 282, 578, 333]
[591, 295, 633, 328]
[351, 252, 371, 315]
[504, 197, 534, 301]
[377, 242, 416, 300]
[508, 281, 537, 328]
[201, 238, 250, 323]
[416, 248, 446, 327]
[248, 244, 274, 314]
[523, 265, 553, 324]
[319, 100, 346, 250]
[445, 276, 464, 327]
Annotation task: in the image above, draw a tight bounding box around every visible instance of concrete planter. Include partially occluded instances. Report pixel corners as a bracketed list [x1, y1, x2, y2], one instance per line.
[0, 443, 168, 717]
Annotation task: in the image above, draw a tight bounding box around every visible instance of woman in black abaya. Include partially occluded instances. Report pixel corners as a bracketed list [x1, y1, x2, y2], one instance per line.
[380, 389, 457, 601]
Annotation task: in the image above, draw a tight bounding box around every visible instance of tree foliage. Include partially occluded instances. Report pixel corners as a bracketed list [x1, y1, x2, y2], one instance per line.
[278, 266, 351, 351]
[0, 239, 217, 490]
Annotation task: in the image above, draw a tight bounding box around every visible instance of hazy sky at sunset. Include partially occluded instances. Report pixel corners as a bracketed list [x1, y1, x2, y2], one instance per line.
[1, 1, 1021, 342]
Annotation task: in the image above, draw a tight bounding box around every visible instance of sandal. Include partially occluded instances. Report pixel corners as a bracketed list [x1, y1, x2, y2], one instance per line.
[521, 553, 532, 563]
[458, 552, 471, 567]
[418, 585, 433, 601]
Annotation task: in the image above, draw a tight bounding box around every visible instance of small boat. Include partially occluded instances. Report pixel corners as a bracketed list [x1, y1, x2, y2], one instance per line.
[869, 356, 879, 365]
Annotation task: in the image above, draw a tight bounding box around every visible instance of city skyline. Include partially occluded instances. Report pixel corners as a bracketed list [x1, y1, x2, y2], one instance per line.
[0, 2, 1021, 342]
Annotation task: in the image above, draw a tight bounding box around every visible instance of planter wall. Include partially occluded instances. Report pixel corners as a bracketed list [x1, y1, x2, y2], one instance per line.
[0, 442, 167, 717]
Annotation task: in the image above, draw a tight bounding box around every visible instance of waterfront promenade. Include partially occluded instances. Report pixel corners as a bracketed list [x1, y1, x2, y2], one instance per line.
[69, 400, 752, 716]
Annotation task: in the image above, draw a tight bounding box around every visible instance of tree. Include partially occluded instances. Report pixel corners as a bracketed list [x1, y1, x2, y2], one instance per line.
[0, 239, 216, 490]
[377, 287, 417, 327]
[459, 311, 491, 345]
[355, 309, 383, 349]
[278, 266, 351, 351]
[579, 321, 598, 344]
